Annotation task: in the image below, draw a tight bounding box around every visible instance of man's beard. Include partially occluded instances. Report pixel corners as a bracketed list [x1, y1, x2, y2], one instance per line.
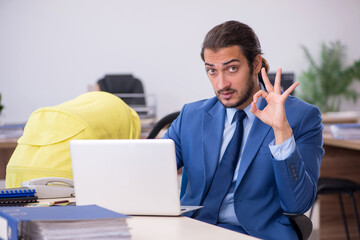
[216, 74, 255, 108]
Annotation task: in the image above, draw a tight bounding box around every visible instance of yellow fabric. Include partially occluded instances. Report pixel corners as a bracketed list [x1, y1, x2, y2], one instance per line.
[6, 91, 141, 188]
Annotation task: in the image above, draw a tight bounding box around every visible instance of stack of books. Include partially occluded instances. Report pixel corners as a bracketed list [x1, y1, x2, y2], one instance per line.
[330, 123, 360, 140]
[0, 205, 130, 240]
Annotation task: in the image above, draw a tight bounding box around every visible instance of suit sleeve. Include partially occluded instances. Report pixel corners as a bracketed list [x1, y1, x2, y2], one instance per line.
[163, 107, 184, 170]
[272, 106, 324, 213]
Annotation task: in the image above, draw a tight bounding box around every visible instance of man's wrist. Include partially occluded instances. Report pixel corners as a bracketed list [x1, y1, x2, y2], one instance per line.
[273, 123, 293, 145]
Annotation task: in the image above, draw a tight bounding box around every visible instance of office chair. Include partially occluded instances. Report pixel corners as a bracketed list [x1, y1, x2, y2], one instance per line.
[97, 74, 146, 105]
[98, 74, 157, 132]
[310, 177, 360, 240]
[146, 111, 180, 139]
[283, 213, 313, 240]
[267, 72, 295, 95]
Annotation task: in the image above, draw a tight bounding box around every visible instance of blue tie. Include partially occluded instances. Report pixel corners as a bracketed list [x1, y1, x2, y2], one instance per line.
[195, 110, 247, 224]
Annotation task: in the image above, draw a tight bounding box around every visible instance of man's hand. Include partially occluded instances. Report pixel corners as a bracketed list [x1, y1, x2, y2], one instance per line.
[250, 68, 299, 145]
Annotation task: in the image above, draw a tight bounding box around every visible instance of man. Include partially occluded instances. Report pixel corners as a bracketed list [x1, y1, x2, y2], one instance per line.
[163, 20, 324, 239]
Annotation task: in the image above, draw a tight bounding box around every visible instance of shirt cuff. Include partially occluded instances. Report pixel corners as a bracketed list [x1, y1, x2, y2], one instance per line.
[269, 135, 296, 161]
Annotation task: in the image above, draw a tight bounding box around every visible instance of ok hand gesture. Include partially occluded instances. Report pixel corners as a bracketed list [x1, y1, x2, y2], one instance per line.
[250, 68, 299, 145]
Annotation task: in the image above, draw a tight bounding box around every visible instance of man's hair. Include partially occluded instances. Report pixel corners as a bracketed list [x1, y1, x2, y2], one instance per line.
[200, 20, 269, 85]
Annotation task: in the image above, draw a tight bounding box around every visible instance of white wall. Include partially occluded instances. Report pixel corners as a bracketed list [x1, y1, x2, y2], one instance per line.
[1, 0, 360, 123]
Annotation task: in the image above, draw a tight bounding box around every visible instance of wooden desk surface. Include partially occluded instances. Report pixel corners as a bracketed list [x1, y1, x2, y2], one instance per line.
[322, 111, 360, 124]
[320, 134, 360, 240]
[323, 132, 360, 151]
[0, 138, 17, 149]
[0, 138, 17, 179]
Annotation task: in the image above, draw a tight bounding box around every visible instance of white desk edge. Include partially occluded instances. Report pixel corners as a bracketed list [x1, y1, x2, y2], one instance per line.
[37, 198, 259, 240]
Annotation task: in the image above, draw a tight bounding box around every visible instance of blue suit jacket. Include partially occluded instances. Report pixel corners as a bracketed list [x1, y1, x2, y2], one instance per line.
[164, 96, 324, 240]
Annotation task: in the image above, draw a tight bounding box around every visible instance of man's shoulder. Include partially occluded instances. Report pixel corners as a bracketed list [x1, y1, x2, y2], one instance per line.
[183, 96, 219, 110]
[286, 95, 320, 112]
[285, 95, 322, 126]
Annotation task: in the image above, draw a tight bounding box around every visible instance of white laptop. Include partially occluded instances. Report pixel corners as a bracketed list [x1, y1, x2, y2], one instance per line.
[70, 139, 201, 216]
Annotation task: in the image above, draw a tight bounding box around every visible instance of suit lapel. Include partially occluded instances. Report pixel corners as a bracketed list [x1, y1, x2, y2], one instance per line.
[235, 100, 272, 189]
[202, 101, 225, 192]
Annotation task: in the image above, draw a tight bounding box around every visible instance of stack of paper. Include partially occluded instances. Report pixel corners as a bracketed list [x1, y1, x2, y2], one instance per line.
[22, 218, 130, 239]
[0, 205, 130, 240]
[330, 123, 360, 140]
[0, 123, 25, 139]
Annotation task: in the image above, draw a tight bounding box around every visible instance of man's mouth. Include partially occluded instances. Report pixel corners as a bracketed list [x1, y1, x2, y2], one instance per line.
[218, 90, 236, 100]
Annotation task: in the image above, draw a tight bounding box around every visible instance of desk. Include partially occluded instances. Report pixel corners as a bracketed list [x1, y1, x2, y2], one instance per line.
[0, 138, 17, 179]
[319, 133, 360, 240]
[36, 198, 258, 240]
[127, 216, 258, 240]
[4, 132, 359, 239]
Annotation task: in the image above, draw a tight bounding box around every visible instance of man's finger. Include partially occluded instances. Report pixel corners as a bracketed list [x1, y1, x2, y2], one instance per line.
[282, 82, 299, 99]
[253, 89, 268, 103]
[250, 101, 261, 117]
[274, 68, 282, 94]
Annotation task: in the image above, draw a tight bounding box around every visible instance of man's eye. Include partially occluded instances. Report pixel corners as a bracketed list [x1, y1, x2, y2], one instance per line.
[207, 69, 216, 75]
[228, 66, 238, 72]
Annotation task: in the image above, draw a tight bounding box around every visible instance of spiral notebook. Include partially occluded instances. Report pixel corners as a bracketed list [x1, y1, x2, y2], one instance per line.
[70, 139, 201, 216]
[0, 187, 38, 206]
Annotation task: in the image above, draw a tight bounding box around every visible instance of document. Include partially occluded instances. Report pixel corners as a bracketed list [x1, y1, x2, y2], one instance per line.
[331, 123, 360, 140]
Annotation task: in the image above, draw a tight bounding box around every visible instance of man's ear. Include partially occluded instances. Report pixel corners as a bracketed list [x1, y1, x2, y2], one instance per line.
[253, 54, 262, 75]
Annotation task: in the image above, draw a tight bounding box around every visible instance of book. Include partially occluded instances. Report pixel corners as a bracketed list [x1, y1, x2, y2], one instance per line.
[330, 123, 360, 140]
[0, 205, 130, 240]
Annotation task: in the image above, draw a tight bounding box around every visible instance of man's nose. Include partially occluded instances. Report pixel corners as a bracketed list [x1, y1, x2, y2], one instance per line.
[217, 72, 230, 89]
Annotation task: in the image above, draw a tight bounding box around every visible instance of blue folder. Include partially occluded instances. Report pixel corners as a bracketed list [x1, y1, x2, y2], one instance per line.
[0, 205, 128, 240]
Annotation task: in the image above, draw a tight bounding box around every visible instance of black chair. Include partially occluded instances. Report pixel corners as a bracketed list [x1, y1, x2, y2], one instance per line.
[310, 177, 360, 240]
[267, 72, 295, 95]
[146, 111, 180, 139]
[97, 74, 146, 105]
[284, 213, 313, 240]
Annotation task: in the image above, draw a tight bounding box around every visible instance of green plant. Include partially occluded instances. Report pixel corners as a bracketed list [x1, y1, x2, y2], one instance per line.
[296, 41, 360, 112]
[0, 93, 3, 115]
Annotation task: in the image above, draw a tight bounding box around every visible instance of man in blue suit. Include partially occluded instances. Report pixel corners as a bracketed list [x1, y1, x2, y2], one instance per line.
[163, 21, 324, 239]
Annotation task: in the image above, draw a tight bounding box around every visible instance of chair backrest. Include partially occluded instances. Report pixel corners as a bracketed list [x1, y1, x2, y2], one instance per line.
[267, 72, 295, 95]
[147, 111, 180, 139]
[283, 212, 313, 240]
[97, 74, 146, 105]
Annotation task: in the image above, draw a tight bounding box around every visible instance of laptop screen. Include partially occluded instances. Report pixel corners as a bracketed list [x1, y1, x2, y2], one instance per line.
[70, 139, 184, 216]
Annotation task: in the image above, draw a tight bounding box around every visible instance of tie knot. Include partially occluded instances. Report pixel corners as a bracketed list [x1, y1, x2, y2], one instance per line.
[232, 110, 247, 124]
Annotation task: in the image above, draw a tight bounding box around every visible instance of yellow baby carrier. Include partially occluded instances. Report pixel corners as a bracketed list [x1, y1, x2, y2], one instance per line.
[6, 91, 141, 188]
